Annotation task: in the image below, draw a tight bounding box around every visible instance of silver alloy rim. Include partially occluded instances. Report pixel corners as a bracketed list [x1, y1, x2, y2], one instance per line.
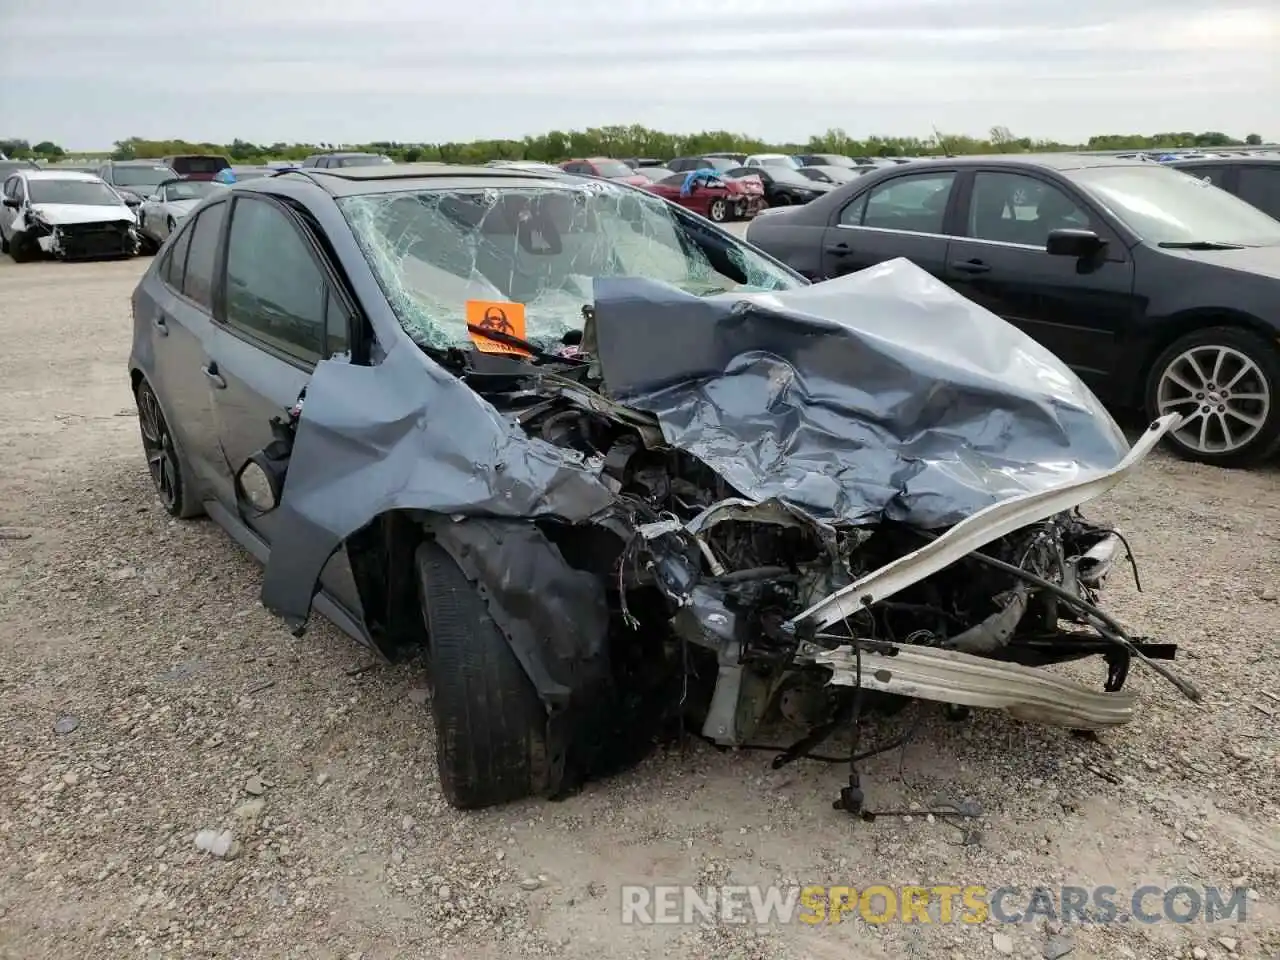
[709, 199, 726, 221]
[1156, 344, 1271, 454]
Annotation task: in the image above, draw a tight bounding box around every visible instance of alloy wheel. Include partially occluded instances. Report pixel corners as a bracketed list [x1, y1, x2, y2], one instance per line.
[708, 199, 727, 222]
[137, 384, 179, 510]
[1156, 344, 1271, 455]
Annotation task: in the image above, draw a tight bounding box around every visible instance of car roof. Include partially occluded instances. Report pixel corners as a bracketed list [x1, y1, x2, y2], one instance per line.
[106, 159, 174, 166]
[22, 169, 105, 182]
[244, 163, 568, 197]
[853, 153, 1152, 171]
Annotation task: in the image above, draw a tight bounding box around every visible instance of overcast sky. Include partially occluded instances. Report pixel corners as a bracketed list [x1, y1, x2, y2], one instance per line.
[2, 0, 1276, 151]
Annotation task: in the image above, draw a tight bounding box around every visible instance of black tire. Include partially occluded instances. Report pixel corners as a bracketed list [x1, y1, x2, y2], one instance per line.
[135, 378, 203, 518]
[1145, 325, 1280, 467]
[166, 217, 176, 235]
[415, 541, 548, 809]
[707, 198, 728, 223]
[0, 233, 8, 254]
[772, 193, 792, 207]
[9, 232, 35, 263]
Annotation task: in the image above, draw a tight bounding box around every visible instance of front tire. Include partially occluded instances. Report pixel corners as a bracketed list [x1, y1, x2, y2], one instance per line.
[1146, 326, 1280, 467]
[135, 378, 203, 518]
[415, 541, 548, 809]
[707, 198, 728, 223]
[9, 231, 35, 263]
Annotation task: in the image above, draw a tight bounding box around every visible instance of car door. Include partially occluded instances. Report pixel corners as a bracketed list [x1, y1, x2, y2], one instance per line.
[143, 201, 235, 505]
[943, 169, 1137, 392]
[1236, 166, 1280, 219]
[820, 169, 958, 279]
[140, 184, 163, 238]
[205, 193, 353, 545]
[0, 176, 18, 242]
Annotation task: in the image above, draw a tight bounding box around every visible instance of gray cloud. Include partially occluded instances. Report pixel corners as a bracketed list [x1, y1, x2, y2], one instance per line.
[1, 0, 1274, 149]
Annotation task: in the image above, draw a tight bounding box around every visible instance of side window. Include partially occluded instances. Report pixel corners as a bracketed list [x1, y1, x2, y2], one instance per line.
[1186, 165, 1227, 188]
[2, 176, 15, 199]
[181, 201, 227, 309]
[1237, 168, 1280, 219]
[838, 191, 869, 226]
[967, 172, 1090, 247]
[860, 172, 956, 233]
[224, 197, 329, 364]
[14, 179, 25, 202]
[326, 290, 350, 357]
[163, 219, 194, 290]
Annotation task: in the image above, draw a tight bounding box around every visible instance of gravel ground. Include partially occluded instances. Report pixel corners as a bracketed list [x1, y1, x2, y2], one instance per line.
[1, 255, 1278, 960]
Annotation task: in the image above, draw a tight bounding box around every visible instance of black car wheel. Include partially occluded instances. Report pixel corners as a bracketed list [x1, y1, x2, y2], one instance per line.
[166, 216, 176, 236]
[1146, 326, 1280, 467]
[415, 541, 549, 809]
[135, 378, 203, 518]
[707, 198, 728, 222]
[8, 231, 35, 263]
[772, 193, 792, 206]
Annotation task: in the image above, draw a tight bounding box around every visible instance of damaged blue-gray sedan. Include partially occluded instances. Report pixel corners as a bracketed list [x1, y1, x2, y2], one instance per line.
[128, 163, 1197, 812]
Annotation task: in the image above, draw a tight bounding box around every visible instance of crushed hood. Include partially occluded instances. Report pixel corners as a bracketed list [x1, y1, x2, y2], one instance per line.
[589, 258, 1131, 529]
[29, 203, 136, 226]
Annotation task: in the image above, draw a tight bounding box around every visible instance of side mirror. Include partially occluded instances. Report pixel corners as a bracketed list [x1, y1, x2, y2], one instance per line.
[235, 452, 287, 514]
[125, 196, 141, 207]
[2, 197, 18, 208]
[1046, 228, 1106, 258]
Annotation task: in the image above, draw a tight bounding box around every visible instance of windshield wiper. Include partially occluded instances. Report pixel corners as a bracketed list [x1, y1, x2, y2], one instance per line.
[1157, 240, 1246, 250]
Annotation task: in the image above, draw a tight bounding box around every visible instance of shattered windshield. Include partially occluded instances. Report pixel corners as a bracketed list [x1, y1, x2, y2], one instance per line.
[338, 181, 802, 352]
[29, 180, 124, 206]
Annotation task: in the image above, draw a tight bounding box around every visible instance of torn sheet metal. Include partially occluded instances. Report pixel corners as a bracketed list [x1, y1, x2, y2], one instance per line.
[590, 258, 1132, 529]
[259, 344, 616, 624]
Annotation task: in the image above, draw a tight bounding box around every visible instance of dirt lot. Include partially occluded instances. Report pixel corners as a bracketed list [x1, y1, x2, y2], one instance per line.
[1, 255, 1278, 960]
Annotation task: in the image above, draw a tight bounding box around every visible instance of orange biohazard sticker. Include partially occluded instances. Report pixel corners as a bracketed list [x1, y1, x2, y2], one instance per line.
[465, 300, 530, 356]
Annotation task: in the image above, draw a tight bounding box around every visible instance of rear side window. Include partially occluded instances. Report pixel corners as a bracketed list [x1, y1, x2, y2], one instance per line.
[224, 196, 330, 364]
[181, 202, 227, 308]
[860, 172, 956, 233]
[1184, 165, 1227, 188]
[1237, 167, 1280, 219]
[163, 221, 193, 289]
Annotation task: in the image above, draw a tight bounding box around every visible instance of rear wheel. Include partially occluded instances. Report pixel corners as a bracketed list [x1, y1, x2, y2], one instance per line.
[415, 541, 548, 809]
[1146, 326, 1280, 466]
[135, 378, 203, 518]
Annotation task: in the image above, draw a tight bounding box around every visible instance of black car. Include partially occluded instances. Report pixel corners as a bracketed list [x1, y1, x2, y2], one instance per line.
[97, 160, 180, 205]
[723, 165, 832, 206]
[127, 163, 1183, 811]
[746, 155, 1280, 465]
[1170, 156, 1280, 220]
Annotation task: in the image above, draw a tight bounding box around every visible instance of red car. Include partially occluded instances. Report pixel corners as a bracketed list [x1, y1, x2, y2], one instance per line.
[640, 171, 766, 222]
[559, 157, 650, 187]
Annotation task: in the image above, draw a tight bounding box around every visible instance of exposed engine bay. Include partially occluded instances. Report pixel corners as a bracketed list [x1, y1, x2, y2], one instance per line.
[462, 346, 1193, 756]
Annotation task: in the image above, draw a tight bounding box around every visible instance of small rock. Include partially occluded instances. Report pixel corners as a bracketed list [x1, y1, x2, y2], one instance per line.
[1142, 758, 1160, 771]
[244, 775, 266, 796]
[233, 799, 265, 824]
[495, 850, 505, 861]
[53, 715, 80, 735]
[1191, 948, 1207, 960]
[62, 771, 79, 787]
[407, 688, 430, 706]
[438, 885, 452, 900]
[1260, 588, 1277, 602]
[108, 566, 138, 581]
[1218, 937, 1238, 953]
[1182, 829, 1200, 842]
[194, 828, 237, 859]
[1043, 933, 1074, 959]
[519, 878, 542, 891]
[315, 772, 331, 786]
[401, 815, 416, 832]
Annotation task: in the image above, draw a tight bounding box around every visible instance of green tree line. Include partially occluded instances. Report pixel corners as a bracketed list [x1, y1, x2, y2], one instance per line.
[1, 128, 1268, 166]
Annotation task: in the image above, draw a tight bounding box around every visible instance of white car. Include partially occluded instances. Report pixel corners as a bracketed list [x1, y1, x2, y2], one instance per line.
[137, 178, 228, 249]
[0, 169, 139, 262]
[744, 153, 801, 170]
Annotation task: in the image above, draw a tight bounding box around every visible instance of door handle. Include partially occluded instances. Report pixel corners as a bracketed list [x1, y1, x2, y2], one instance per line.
[201, 363, 226, 389]
[152, 315, 169, 336]
[825, 242, 852, 256]
[950, 259, 991, 275]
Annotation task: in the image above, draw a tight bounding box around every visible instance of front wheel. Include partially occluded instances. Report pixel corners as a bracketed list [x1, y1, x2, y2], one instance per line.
[1146, 326, 1280, 466]
[8, 231, 36, 263]
[707, 198, 728, 223]
[415, 541, 549, 809]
